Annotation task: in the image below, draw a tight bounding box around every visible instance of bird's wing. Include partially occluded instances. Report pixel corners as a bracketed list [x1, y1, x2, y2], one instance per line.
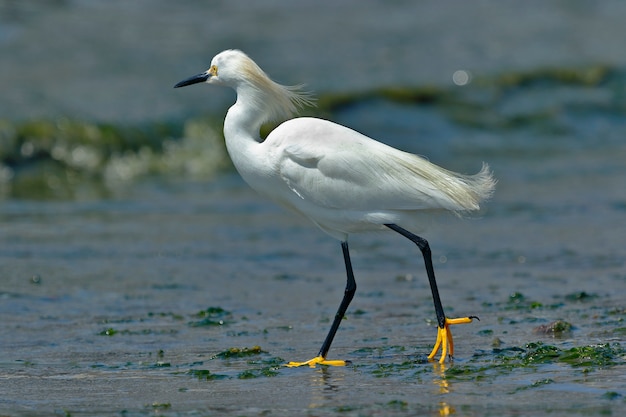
[269, 118, 481, 212]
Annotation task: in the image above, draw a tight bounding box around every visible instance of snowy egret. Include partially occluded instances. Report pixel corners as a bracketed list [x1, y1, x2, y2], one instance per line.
[175, 49, 495, 367]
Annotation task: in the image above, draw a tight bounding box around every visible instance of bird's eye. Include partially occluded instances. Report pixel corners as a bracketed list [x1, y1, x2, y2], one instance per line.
[209, 65, 218, 76]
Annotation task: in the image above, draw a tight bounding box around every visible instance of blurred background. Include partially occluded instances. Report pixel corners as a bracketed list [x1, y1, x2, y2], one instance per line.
[0, 1, 624, 414]
[1, 0, 626, 198]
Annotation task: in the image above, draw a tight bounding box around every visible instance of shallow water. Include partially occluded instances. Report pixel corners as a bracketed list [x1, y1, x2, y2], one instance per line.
[1, 1, 626, 416]
[0, 171, 624, 416]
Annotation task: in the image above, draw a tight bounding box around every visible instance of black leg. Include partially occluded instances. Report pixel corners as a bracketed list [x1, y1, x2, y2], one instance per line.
[317, 241, 357, 359]
[384, 223, 447, 328]
[287, 224, 475, 367]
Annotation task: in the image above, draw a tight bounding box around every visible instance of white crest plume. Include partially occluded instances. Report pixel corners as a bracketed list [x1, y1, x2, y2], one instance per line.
[175, 49, 496, 367]
[231, 50, 315, 123]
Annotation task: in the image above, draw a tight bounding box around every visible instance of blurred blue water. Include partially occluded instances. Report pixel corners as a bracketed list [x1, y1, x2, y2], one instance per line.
[0, 2, 625, 416]
[3, 0, 626, 121]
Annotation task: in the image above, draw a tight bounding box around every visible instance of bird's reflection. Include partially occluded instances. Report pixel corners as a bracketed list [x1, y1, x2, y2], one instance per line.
[302, 358, 458, 415]
[307, 366, 344, 409]
[432, 361, 450, 393]
[432, 362, 456, 415]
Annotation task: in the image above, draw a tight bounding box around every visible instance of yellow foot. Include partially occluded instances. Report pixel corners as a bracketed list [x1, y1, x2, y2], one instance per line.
[285, 355, 349, 368]
[427, 316, 477, 364]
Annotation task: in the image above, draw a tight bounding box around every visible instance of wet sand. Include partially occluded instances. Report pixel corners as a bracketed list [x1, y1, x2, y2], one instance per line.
[1, 1, 625, 416]
[1, 169, 624, 415]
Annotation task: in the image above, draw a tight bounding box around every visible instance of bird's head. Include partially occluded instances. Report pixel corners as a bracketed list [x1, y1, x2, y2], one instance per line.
[174, 49, 260, 89]
[175, 49, 314, 122]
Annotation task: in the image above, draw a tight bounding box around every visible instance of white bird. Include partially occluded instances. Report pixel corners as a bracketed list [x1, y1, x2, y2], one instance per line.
[175, 49, 495, 367]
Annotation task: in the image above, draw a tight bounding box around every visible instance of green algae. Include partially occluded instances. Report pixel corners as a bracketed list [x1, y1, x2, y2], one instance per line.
[565, 291, 599, 302]
[147, 402, 171, 410]
[370, 360, 423, 378]
[316, 85, 446, 114]
[315, 64, 618, 125]
[500, 342, 624, 368]
[533, 320, 573, 336]
[186, 346, 282, 380]
[2, 65, 624, 200]
[213, 345, 266, 359]
[96, 311, 186, 337]
[558, 344, 622, 368]
[0, 118, 175, 175]
[602, 391, 622, 400]
[515, 377, 555, 392]
[237, 366, 280, 379]
[98, 327, 178, 336]
[356, 341, 623, 385]
[99, 327, 118, 336]
[493, 65, 612, 89]
[218, 346, 282, 378]
[518, 342, 562, 365]
[188, 369, 228, 381]
[188, 306, 232, 327]
[96, 310, 188, 337]
[443, 342, 624, 382]
[484, 291, 565, 318]
[147, 311, 185, 321]
[0, 117, 228, 198]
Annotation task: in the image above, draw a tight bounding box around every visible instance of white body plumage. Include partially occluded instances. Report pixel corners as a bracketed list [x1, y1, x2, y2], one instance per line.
[178, 49, 494, 241]
[175, 49, 496, 366]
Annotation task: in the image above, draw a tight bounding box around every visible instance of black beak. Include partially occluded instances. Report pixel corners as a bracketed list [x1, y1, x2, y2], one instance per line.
[174, 72, 210, 88]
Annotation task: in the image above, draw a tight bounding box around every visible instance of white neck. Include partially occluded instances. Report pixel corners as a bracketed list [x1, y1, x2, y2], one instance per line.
[224, 83, 270, 141]
[222, 86, 270, 182]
